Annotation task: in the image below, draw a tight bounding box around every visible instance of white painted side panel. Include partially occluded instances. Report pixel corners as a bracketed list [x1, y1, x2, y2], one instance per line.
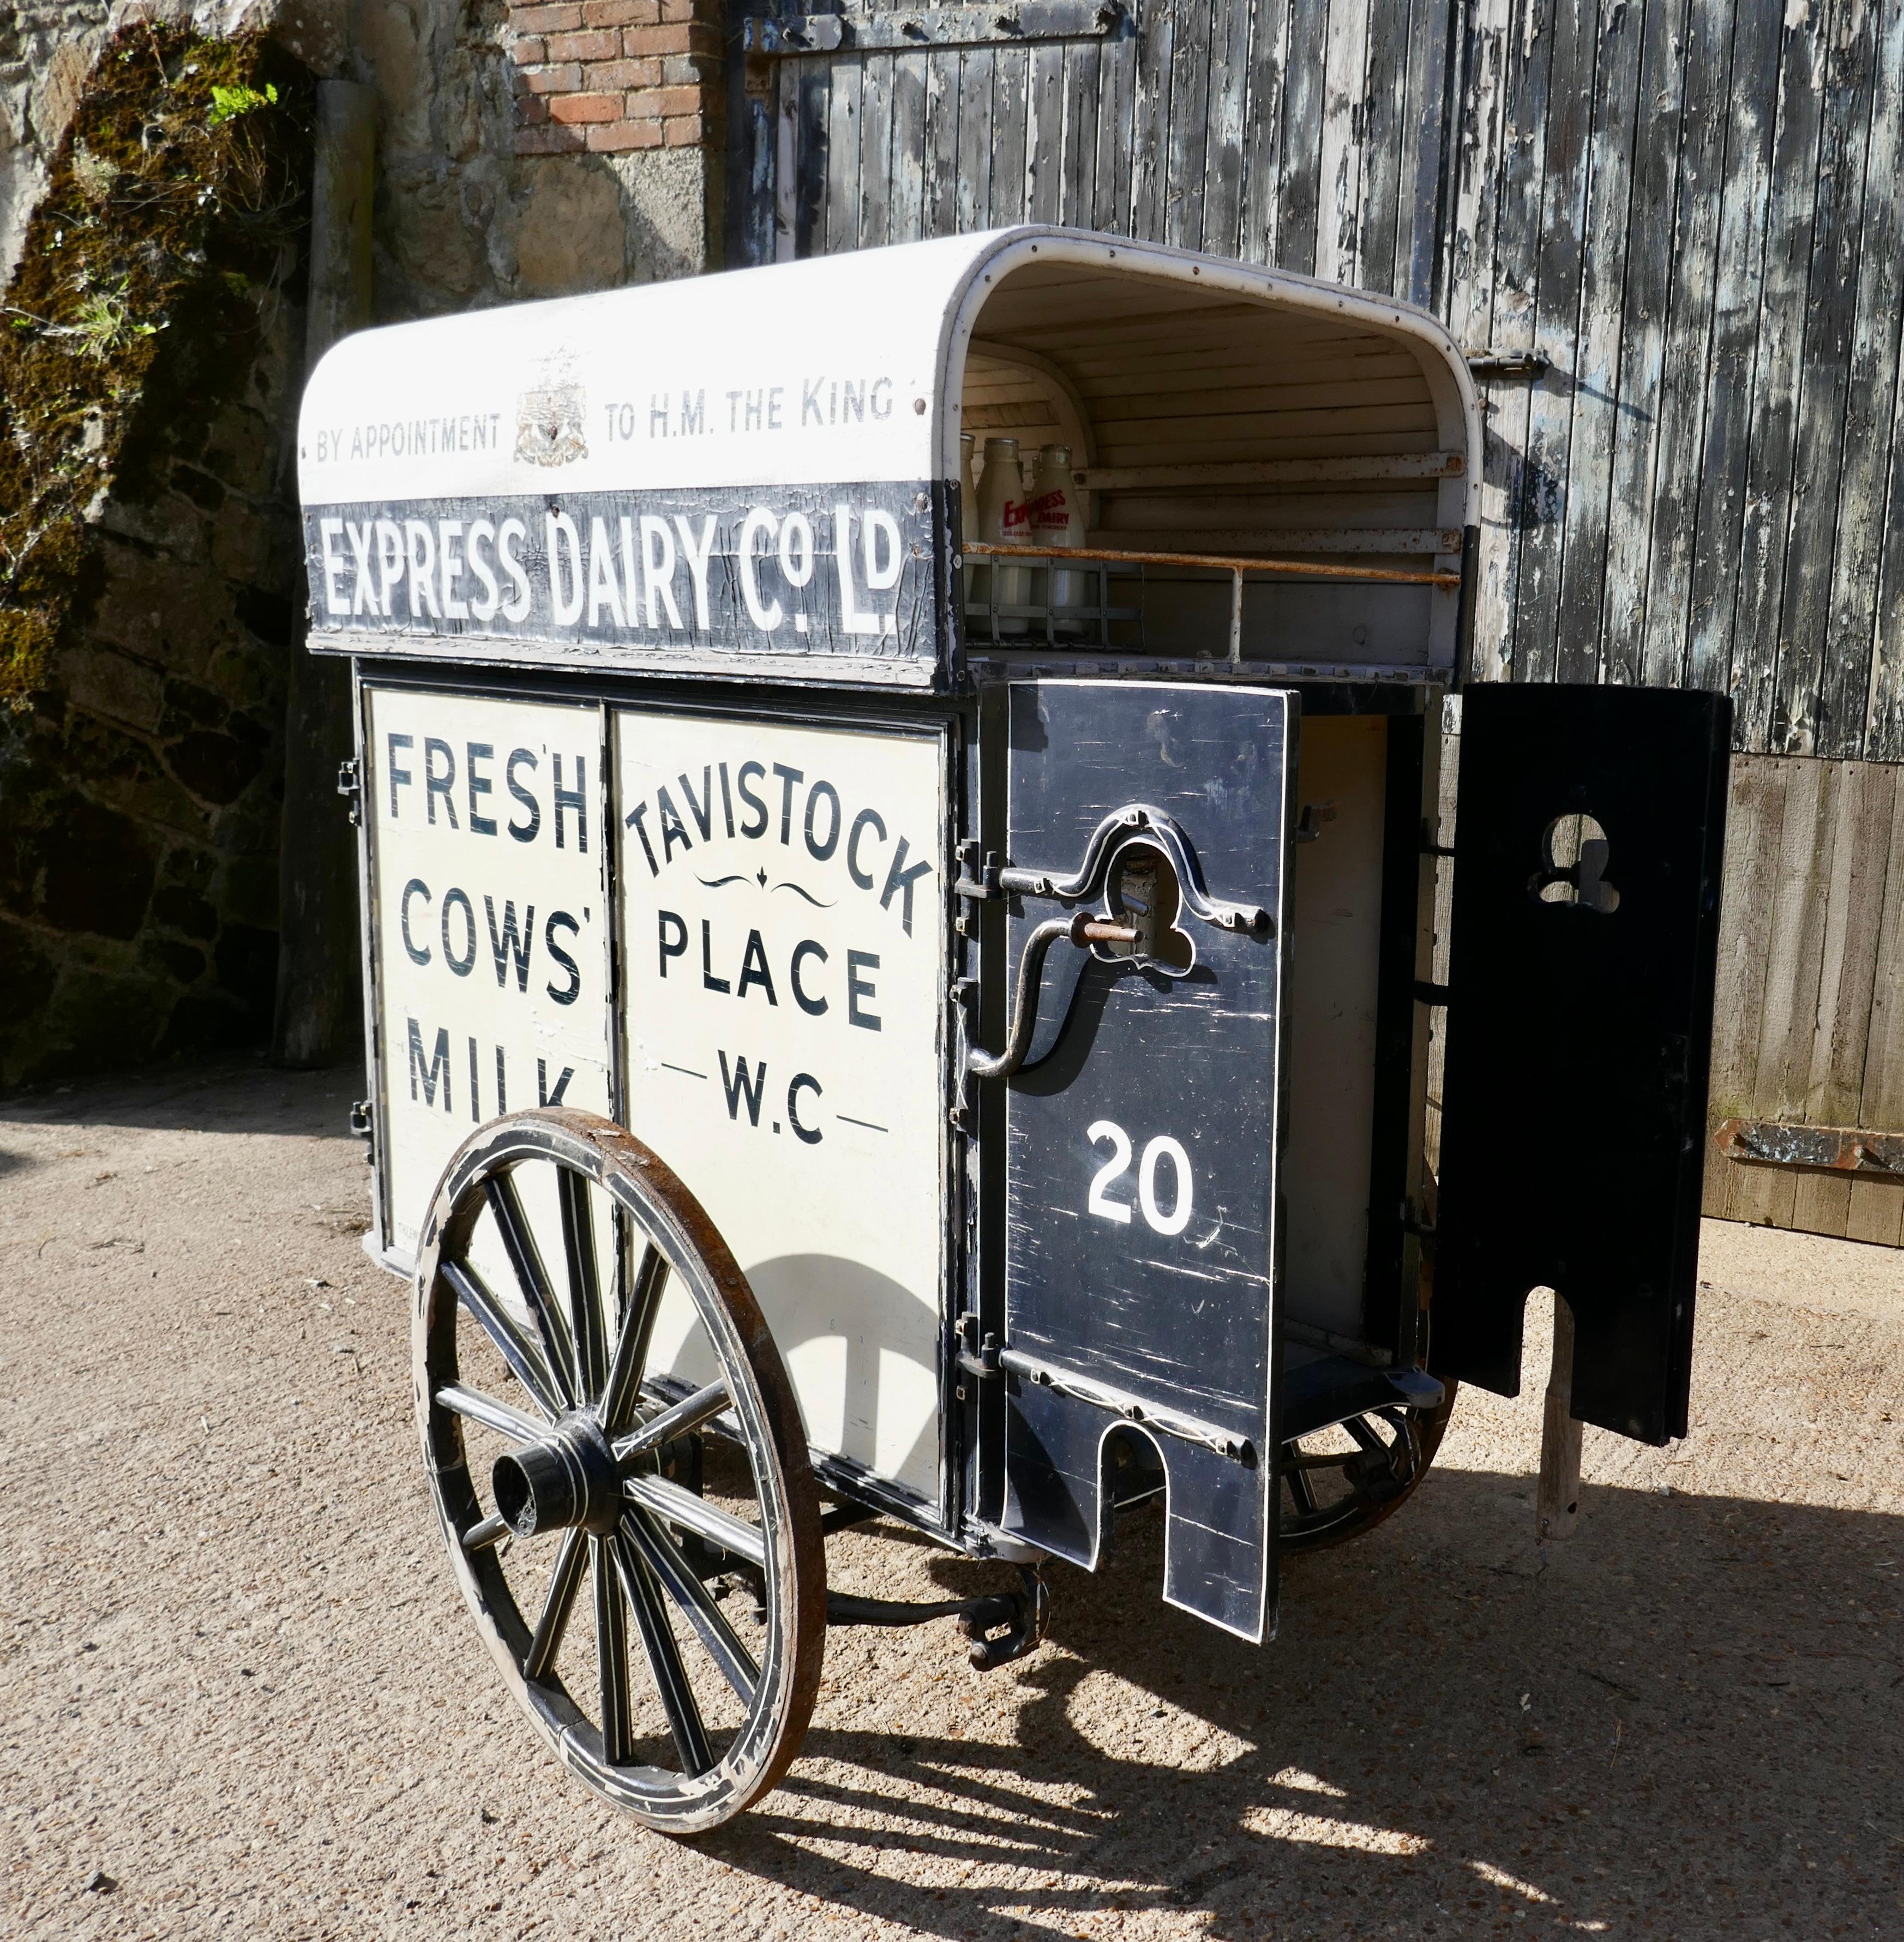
[364, 688, 614, 1258]
[614, 711, 948, 1508]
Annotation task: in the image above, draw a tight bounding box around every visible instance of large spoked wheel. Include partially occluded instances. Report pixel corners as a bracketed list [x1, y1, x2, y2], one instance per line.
[1278, 1381, 1458, 1554]
[413, 1108, 826, 1835]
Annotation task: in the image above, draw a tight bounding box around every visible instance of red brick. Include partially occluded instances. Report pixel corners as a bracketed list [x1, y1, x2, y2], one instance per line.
[581, 0, 658, 23]
[658, 0, 700, 20]
[545, 27, 618, 59]
[662, 109, 707, 147]
[515, 124, 586, 153]
[683, 20, 722, 52]
[508, 34, 546, 62]
[641, 83, 703, 117]
[516, 92, 550, 123]
[582, 56, 660, 88]
[622, 22, 689, 54]
[586, 117, 664, 151]
[515, 62, 582, 92]
[548, 89, 626, 123]
[510, 3, 582, 32]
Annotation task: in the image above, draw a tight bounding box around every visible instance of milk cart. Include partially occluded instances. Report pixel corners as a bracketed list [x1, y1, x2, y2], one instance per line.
[298, 227, 1731, 1832]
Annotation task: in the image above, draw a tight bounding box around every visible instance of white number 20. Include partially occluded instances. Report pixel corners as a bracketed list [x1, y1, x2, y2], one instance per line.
[1086, 1120, 1194, 1237]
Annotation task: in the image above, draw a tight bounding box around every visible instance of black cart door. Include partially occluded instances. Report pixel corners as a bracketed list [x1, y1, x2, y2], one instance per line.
[989, 681, 1294, 1644]
[1434, 684, 1731, 1444]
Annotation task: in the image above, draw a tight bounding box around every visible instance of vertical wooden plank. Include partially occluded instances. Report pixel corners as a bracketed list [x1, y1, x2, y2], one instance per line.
[858, 52, 896, 250]
[1770, 0, 1879, 759]
[1789, 760, 1888, 1237]
[1358, 0, 1411, 299]
[1551, 0, 1647, 685]
[1848, 772, 1904, 1241]
[1095, 16, 1139, 235]
[824, 52, 863, 254]
[1726, 2, 1829, 750]
[1603, 0, 1693, 688]
[1316, 0, 1373, 285]
[1026, 39, 1066, 225]
[956, 45, 995, 239]
[1705, 756, 1786, 1219]
[1824, 0, 1904, 757]
[1401, 0, 1455, 310]
[922, 46, 960, 240]
[1130, 0, 1176, 242]
[1164, 0, 1213, 250]
[1239, 0, 1294, 266]
[1202, 0, 1253, 256]
[1059, 38, 1101, 232]
[1512, 0, 1599, 687]
[1280, 0, 1331, 273]
[773, 60, 799, 263]
[794, 61, 830, 258]
[1444, 0, 1517, 680]
[990, 43, 1031, 226]
[1638, 0, 1735, 688]
[1683, 0, 1785, 701]
[888, 50, 928, 245]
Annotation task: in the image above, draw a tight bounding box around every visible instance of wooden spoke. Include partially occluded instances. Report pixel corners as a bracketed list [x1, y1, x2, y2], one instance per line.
[593, 1536, 634, 1766]
[484, 1171, 578, 1409]
[560, 1168, 608, 1403]
[613, 1380, 731, 1460]
[1344, 1414, 1387, 1455]
[625, 1475, 768, 1571]
[1287, 1465, 1319, 1517]
[600, 1240, 668, 1435]
[463, 1512, 509, 1553]
[436, 1383, 544, 1446]
[524, 1528, 588, 1683]
[612, 1530, 713, 1776]
[622, 1507, 759, 1705]
[444, 1259, 563, 1420]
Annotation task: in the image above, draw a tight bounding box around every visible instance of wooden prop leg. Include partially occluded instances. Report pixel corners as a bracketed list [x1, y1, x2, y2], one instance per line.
[1537, 1296, 1583, 1542]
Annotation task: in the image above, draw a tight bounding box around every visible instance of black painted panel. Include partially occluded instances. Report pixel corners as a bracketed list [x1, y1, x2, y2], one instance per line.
[1434, 684, 1731, 1444]
[999, 680, 1294, 1642]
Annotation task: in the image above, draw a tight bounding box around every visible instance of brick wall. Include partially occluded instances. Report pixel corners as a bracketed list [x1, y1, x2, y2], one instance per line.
[506, 0, 722, 155]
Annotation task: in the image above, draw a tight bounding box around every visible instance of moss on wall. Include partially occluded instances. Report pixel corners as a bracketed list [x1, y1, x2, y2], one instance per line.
[0, 26, 316, 1087]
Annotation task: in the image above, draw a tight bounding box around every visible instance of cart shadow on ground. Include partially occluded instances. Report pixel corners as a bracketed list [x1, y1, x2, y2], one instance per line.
[714, 1470, 1901, 1939]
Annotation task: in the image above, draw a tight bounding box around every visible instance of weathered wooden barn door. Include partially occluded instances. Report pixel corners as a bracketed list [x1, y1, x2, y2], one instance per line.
[725, 0, 1904, 1248]
[729, 0, 1460, 308]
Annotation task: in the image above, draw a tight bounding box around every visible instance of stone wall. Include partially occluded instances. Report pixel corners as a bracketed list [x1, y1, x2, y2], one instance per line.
[0, 3, 724, 1086]
[0, 29, 317, 1087]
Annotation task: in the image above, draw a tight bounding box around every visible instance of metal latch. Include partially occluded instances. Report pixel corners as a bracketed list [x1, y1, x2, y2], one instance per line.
[338, 757, 362, 827]
[956, 1317, 1002, 1380]
[348, 1099, 374, 1165]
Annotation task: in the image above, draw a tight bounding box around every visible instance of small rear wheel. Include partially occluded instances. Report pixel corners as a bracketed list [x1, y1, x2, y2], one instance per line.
[413, 1108, 825, 1835]
[1277, 1381, 1457, 1553]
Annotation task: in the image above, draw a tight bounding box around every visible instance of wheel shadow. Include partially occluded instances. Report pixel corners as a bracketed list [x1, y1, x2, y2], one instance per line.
[702, 1466, 1904, 1938]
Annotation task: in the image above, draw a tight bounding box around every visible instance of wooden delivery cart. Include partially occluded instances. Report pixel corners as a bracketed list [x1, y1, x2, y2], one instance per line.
[297, 226, 1731, 1832]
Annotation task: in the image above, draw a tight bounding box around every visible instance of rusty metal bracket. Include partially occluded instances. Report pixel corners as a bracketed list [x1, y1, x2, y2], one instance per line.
[1714, 1117, 1904, 1178]
[999, 1346, 1257, 1465]
[743, 2, 1129, 55]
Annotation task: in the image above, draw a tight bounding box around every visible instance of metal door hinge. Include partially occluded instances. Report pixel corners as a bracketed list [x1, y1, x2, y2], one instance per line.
[338, 757, 362, 827]
[744, 2, 1129, 56]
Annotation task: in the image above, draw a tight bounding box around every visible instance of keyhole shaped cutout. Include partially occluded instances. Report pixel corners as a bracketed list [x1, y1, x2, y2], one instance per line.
[1531, 813, 1620, 914]
[1097, 841, 1196, 974]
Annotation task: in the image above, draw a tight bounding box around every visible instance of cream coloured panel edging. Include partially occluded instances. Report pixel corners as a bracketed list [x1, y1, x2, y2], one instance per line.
[614, 710, 948, 1510]
[364, 688, 612, 1259]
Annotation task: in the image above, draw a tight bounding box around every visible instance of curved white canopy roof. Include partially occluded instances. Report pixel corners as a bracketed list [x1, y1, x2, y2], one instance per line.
[298, 225, 1480, 526]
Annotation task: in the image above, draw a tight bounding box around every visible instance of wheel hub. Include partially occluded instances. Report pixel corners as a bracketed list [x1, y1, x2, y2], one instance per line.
[492, 1412, 622, 1536]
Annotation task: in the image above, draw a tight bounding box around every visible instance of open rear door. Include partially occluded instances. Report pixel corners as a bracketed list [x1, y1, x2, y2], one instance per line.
[991, 681, 1294, 1643]
[1433, 684, 1731, 1444]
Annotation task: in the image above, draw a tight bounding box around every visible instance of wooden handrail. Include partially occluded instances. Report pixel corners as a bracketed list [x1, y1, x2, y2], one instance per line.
[962, 540, 1461, 591]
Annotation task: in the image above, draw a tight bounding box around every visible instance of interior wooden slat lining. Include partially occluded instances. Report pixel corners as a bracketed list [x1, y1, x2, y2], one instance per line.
[1083, 375, 1432, 424]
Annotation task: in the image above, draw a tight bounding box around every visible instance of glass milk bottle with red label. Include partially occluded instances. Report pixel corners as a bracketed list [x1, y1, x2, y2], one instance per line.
[1030, 443, 1085, 636]
[976, 435, 1030, 635]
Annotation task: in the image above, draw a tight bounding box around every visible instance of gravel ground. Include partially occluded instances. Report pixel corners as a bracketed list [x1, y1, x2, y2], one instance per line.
[2, 1062, 1901, 1940]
